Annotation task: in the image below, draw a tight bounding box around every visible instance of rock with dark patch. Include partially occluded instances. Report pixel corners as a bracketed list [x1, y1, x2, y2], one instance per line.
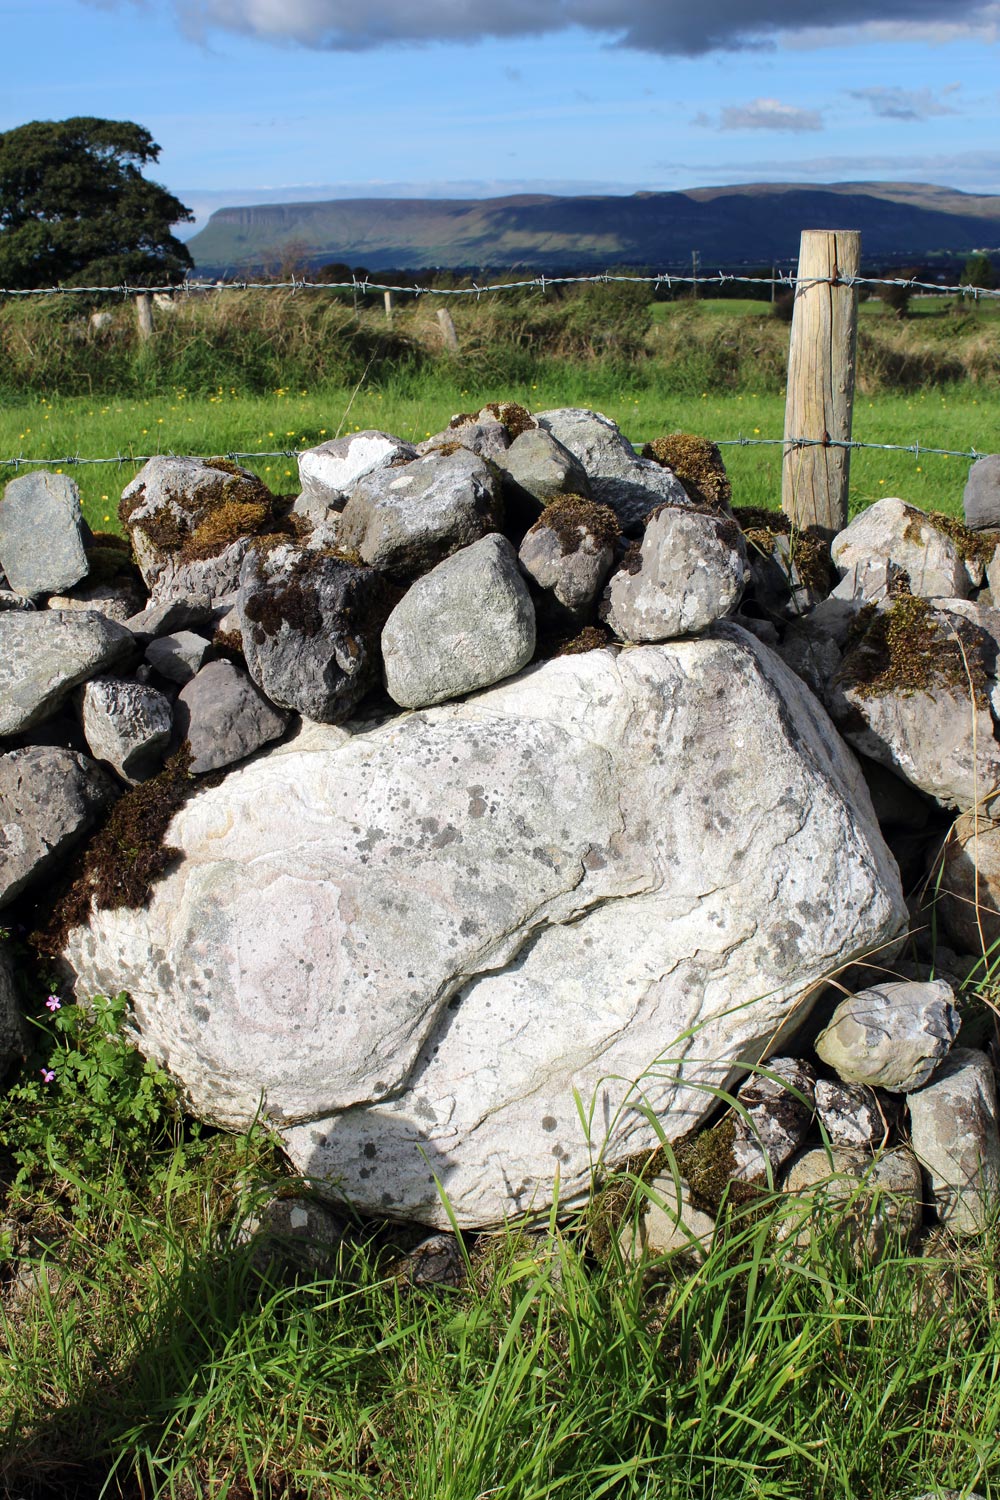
[774, 622, 843, 704]
[731, 1057, 816, 1181]
[396, 1232, 466, 1287]
[815, 980, 960, 1092]
[119, 455, 282, 604]
[0, 589, 33, 612]
[124, 593, 214, 645]
[497, 427, 591, 507]
[814, 1079, 888, 1149]
[144, 630, 211, 685]
[0, 745, 117, 908]
[382, 534, 535, 708]
[534, 408, 690, 534]
[780, 1147, 923, 1259]
[0, 942, 26, 1077]
[936, 809, 1000, 954]
[828, 595, 1000, 814]
[79, 677, 173, 784]
[175, 659, 289, 774]
[338, 447, 503, 577]
[0, 610, 135, 738]
[748, 532, 827, 620]
[237, 540, 391, 722]
[234, 1193, 347, 1277]
[518, 497, 618, 615]
[63, 629, 905, 1228]
[294, 431, 418, 526]
[907, 1048, 1000, 1234]
[963, 454, 1000, 532]
[831, 497, 973, 601]
[602, 506, 748, 642]
[0, 472, 89, 598]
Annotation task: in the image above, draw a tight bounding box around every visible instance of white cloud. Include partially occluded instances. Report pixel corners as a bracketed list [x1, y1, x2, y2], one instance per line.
[846, 86, 961, 119]
[90, 0, 1000, 55]
[707, 98, 824, 132]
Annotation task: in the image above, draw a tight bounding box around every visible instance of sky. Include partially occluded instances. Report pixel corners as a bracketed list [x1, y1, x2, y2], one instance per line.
[1, 0, 998, 235]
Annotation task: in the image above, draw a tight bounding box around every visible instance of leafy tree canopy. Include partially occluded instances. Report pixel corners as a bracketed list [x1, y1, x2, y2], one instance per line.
[0, 117, 193, 291]
[962, 253, 997, 292]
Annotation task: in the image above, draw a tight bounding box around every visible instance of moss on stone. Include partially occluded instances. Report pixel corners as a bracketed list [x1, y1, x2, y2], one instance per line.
[212, 628, 245, 661]
[732, 506, 834, 595]
[179, 501, 272, 563]
[137, 504, 188, 554]
[672, 1117, 762, 1216]
[422, 440, 466, 458]
[920, 510, 1000, 568]
[642, 433, 732, 510]
[836, 593, 989, 705]
[32, 746, 195, 957]
[555, 624, 613, 656]
[482, 401, 535, 439]
[538, 494, 621, 555]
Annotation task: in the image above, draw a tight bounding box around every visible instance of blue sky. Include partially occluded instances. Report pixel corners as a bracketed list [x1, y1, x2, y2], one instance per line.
[1, 0, 998, 234]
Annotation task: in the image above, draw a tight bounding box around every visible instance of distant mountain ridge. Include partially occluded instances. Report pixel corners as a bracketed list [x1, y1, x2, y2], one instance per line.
[186, 181, 1000, 275]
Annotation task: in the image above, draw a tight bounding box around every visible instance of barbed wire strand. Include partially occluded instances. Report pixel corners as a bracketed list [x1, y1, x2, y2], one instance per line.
[2, 270, 999, 300]
[0, 435, 988, 473]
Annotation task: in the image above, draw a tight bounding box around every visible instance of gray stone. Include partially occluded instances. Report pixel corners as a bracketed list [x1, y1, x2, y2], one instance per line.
[907, 1048, 1000, 1234]
[731, 1057, 816, 1182]
[382, 535, 536, 708]
[0, 589, 33, 612]
[617, 1174, 716, 1263]
[420, 417, 511, 463]
[780, 1147, 923, 1259]
[0, 942, 26, 1078]
[775, 623, 843, 705]
[46, 576, 146, 624]
[174, 660, 289, 774]
[814, 1079, 887, 1149]
[294, 431, 418, 525]
[535, 409, 691, 534]
[518, 502, 616, 615]
[498, 427, 591, 506]
[603, 506, 748, 642]
[144, 630, 211, 685]
[937, 809, 1000, 955]
[124, 593, 214, 644]
[79, 677, 173, 784]
[234, 1193, 346, 1277]
[963, 454, 1000, 532]
[831, 498, 972, 601]
[237, 540, 391, 723]
[0, 472, 89, 598]
[0, 610, 135, 738]
[815, 980, 960, 1092]
[338, 447, 503, 577]
[64, 628, 905, 1229]
[0, 746, 117, 908]
[397, 1232, 466, 1287]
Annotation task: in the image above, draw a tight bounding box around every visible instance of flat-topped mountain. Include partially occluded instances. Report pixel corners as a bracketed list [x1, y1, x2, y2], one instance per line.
[186, 180, 1000, 275]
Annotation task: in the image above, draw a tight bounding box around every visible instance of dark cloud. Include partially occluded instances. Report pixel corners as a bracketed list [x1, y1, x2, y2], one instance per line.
[147, 0, 1000, 54]
[847, 85, 962, 119]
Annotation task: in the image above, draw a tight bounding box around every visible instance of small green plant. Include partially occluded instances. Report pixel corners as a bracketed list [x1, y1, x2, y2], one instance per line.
[0, 989, 186, 1203]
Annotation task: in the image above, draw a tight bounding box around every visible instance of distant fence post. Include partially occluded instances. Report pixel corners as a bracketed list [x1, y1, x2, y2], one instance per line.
[384, 289, 394, 322]
[781, 229, 860, 539]
[134, 292, 154, 342]
[436, 307, 459, 350]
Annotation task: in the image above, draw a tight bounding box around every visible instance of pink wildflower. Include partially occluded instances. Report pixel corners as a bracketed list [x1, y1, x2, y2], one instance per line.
[40, 1068, 56, 1083]
[45, 995, 61, 1012]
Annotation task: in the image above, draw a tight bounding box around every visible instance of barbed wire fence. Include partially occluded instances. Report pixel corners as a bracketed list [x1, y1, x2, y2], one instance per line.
[0, 266, 995, 479]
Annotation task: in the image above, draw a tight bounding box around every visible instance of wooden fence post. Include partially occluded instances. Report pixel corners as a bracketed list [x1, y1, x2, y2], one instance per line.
[384, 289, 394, 322]
[781, 229, 860, 538]
[436, 307, 459, 350]
[134, 291, 154, 342]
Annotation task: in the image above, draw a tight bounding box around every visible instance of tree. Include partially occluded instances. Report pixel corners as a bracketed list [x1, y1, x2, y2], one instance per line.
[961, 253, 997, 296]
[0, 117, 193, 291]
[876, 265, 921, 320]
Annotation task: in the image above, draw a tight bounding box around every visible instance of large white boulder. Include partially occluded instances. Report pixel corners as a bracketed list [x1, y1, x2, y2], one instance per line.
[63, 630, 905, 1228]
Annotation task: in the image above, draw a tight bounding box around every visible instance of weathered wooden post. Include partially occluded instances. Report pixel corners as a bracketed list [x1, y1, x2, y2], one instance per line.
[384, 289, 394, 322]
[782, 229, 860, 538]
[134, 291, 154, 341]
[436, 306, 459, 350]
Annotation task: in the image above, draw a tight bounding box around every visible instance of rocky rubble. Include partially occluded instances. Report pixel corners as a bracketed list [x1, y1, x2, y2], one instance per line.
[1, 408, 999, 1250]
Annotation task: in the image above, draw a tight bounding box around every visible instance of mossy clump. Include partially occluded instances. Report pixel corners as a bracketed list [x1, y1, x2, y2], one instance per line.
[124, 461, 283, 565]
[33, 746, 195, 958]
[555, 624, 613, 656]
[136, 504, 188, 554]
[642, 433, 732, 510]
[179, 500, 273, 563]
[449, 401, 535, 440]
[537, 494, 621, 555]
[212, 628, 245, 661]
[920, 510, 1000, 569]
[732, 505, 834, 595]
[672, 1117, 762, 1216]
[422, 440, 466, 458]
[836, 593, 989, 705]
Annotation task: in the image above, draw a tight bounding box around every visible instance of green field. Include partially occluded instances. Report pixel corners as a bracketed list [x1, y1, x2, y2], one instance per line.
[0, 381, 992, 533]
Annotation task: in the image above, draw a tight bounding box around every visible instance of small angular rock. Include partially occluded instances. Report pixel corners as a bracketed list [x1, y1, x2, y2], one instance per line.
[0, 471, 89, 598]
[0, 610, 135, 737]
[397, 1232, 466, 1287]
[535, 408, 690, 533]
[498, 426, 591, 506]
[518, 497, 618, 615]
[238, 540, 392, 722]
[235, 1193, 347, 1277]
[907, 1047, 1000, 1234]
[294, 430, 417, 525]
[124, 593, 214, 644]
[0, 745, 117, 908]
[174, 659, 289, 774]
[338, 446, 503, 577]
[731, 1057, 816, 1181]
[79, 676, 173, 783]
[382, 534, 536, 708]
[603, 506, 748, 642]
[618, 1174, 716, 1263]
[815, 980, 960, 1092]
[781, 1147, 923, 1259]
[144, 630, 211, 685]
[815, 1078, 887, 1149]
[963, 454, 1000, 532]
